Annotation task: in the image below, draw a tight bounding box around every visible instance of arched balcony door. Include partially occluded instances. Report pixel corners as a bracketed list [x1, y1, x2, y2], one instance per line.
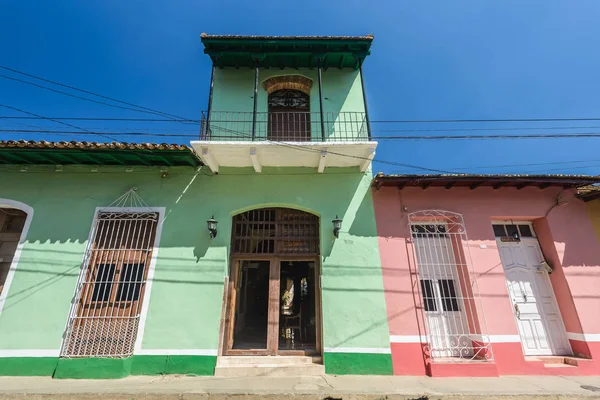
[268, 90, 311, 141]
[222, 207, 321, 356]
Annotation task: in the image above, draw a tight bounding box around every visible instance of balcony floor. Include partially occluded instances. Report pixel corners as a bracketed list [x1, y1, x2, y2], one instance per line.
[190, 140, 377, 173]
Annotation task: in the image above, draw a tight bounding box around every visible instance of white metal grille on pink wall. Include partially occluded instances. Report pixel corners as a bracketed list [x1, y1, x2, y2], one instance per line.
[408, 210, 494, 362]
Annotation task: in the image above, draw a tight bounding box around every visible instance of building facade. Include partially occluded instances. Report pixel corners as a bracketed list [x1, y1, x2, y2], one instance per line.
[1, 34, 600, 379]
[0, 35, 393, 378]
[372, 174, 600, 376]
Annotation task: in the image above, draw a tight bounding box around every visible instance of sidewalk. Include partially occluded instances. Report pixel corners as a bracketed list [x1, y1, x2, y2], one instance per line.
[0, 375, 600, 399]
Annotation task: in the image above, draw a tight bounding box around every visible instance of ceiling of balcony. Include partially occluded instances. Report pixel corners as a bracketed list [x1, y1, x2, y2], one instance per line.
[190, 140, 377, 173]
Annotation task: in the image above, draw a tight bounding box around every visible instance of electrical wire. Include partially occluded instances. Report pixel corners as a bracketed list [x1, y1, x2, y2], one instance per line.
[3, 126, 600, 174]
[0, 105, 157, 157]
[7, 115, 600, 126]
[0, 65, 198, 124]
[1, 65, 599, 174]
[5, 128, 600, 141]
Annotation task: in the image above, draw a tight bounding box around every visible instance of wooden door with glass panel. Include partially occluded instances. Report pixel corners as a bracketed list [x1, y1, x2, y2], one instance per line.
[224, 208, 320, 356]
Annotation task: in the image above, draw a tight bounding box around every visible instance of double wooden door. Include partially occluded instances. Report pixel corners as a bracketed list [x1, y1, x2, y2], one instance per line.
[222, 257, 320, 356]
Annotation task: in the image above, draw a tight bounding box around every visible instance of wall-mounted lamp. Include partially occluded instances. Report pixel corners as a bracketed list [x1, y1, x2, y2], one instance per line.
[207, 215, 218, 239]
[511, 232, 521, 242]
[332, 215, 343, 238]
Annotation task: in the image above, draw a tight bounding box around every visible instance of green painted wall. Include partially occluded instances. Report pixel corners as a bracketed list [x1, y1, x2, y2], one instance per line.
[209, 68, 367, 140]
[0, 164, 390, 376]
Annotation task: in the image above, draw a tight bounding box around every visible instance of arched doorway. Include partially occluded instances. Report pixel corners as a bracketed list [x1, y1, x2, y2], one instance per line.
[223, 208, 321, 356]
[268, 89, 311, 141]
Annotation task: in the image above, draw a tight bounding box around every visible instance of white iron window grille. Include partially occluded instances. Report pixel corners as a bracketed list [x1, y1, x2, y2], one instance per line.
[408, 210, 493, 362]
[60, 211, 158, 358]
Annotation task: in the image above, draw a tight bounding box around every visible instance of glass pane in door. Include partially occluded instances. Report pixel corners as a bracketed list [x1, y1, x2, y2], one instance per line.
[232, 260, 270, 349]
[279, 261, 317, 351]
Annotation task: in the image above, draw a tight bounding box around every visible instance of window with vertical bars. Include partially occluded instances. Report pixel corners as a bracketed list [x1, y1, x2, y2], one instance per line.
[231, 208, 319, 256]
[61, 211, 158, 358]
[409, 211, 494, 362]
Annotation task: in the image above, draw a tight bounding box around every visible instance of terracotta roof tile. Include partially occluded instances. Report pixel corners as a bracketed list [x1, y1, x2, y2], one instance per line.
[0, 140, 191, 151]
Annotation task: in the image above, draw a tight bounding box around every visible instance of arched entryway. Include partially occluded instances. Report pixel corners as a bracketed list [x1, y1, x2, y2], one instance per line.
[223, 207, 321, 356]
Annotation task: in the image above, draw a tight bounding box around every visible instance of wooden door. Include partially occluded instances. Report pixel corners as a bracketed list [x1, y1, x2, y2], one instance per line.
[224, 256, 321, 356]
[224, 208, 321, 356]
[225, 258, 277, 355]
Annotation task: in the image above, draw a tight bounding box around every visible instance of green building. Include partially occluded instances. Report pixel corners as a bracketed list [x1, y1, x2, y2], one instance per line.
[0, 35, 392, 378]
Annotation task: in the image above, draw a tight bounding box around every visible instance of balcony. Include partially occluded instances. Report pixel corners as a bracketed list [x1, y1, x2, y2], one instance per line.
[190, 111, 377, 173]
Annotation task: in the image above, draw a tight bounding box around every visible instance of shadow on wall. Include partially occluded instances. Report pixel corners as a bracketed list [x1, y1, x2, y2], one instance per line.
[321, 70, 360, 140]
[541, 199, 600, 270]
[1, 175, 226, 313]
[348, 189, 378, 238]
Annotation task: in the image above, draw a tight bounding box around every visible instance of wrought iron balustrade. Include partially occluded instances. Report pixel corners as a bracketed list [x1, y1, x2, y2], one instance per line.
[199, 111, 369, 142]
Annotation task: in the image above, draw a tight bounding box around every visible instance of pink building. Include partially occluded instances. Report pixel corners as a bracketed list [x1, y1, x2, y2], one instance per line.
[372, 173, 600, 377]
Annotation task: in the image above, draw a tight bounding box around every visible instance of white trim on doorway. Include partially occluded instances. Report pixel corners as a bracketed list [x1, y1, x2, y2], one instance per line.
[0, 199, 34, 318]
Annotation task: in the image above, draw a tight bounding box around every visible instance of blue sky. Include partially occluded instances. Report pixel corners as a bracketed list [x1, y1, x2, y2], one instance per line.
[2, 1, 600, 175]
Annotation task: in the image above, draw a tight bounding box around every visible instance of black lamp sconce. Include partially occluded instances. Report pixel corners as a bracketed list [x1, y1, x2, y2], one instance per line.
[207, 215, 218, 239]
[332, 215, 343, 238]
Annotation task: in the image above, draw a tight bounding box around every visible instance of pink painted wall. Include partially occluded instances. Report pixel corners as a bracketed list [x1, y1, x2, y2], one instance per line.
[373, 185, 600, 375]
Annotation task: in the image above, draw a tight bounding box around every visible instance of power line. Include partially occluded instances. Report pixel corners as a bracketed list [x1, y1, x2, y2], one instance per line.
[373, 125, 600, 133]
[0, 65, 198, 124]
[0, 105, 95, 134]
[0, 72, 198, 126]
[0, 116, 191, 122]
[6, 128, 600, 140]
[0, 105, 152, 148]
[0, 74, 162, 116]
[448, 158, 600, 170]
[6, 115, 600, 125]
[521, 163, 600, 174]
[373, 134, 600, 140]
[368, 118, 600, 123]
[3, 125, 600, 175]
[0, 128, 194, 137]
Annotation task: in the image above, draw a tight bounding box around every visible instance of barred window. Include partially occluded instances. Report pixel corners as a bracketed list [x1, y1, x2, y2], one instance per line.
[409, 211, 493, 361]
[61, 211, 158, 358]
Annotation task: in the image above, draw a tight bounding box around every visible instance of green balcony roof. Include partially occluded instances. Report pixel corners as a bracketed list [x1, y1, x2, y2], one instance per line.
[0, 140, 202, 167]
[200, 34, 373, 69]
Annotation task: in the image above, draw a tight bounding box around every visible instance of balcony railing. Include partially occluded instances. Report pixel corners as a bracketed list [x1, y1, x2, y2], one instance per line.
[200, 111, 369, 142]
